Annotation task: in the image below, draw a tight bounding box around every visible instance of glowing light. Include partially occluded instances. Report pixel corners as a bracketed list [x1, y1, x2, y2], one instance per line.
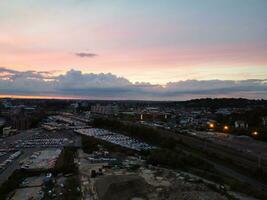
[252, 131, 259, 136]
[209, 123, 215, 128]
[223, 125, 229, 131]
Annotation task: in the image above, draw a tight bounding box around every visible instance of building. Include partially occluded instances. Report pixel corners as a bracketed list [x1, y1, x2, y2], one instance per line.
[91, 104, 119, 115]
[11, 114, 32, 130]
[9, 107, 38, 130]
[234, 120, 248, 129]
[2, 126, 17, 137]
[139, 112, 169, 121]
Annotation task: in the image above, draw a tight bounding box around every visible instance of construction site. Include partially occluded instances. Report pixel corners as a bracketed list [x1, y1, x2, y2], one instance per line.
[77, 147, 248, 200]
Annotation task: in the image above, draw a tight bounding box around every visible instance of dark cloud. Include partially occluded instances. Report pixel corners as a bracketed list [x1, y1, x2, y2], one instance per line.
[0, 67, 54, 80]
[0, 68, 266, 100]
[75, 52, 98, 58]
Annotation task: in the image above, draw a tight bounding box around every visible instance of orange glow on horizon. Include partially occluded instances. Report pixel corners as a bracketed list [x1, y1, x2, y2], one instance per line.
[0, 94, 83, 100]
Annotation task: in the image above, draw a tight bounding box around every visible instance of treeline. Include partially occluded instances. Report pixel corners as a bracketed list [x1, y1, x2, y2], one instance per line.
[215, 108, 267, 141]
[147, 148, 213, 171]
[60, 147, 78, 173]
[217, 108, 267, 127]
[63, 176, 81, 200]
[8, 98, 71, 110]
[181, 98, 267, 109]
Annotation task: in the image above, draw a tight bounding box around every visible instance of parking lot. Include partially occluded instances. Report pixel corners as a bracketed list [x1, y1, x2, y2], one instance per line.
[21, 148, 62, 171]
[75, 128, 155, 151]
[15, 138, 69, 148]
[0, 127, 81, 187]
[0, 128, 80, 149]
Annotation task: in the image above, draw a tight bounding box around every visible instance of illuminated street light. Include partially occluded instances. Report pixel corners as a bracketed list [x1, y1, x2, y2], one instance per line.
[223, 125, 229, 131]
[252, 131, 259, 136]
[209, 123, 215, 129]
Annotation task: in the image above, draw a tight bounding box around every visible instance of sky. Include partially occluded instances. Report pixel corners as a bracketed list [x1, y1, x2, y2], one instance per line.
[0, 0, 267, 100]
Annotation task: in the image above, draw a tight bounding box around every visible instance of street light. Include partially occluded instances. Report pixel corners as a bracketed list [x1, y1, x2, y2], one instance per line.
[252, 131, 259, 136]
[209, 123, 215, 129]
[223, 125, 229, 131]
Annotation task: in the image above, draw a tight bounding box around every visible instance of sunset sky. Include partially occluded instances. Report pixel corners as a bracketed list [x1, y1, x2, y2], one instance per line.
[0, 0, 267, 100]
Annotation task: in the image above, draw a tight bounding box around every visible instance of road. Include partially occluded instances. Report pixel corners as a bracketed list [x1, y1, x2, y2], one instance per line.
[210, 160, 267, 194]
[0, 149, 32, 186]
[181, 147, 267, 195]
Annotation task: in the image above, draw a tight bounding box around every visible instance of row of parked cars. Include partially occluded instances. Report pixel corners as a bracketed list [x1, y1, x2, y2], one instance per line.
[14, 138, 69, 148]
[76, 128, 155, 151]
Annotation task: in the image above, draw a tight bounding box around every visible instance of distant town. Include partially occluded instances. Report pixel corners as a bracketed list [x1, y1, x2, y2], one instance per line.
[0, 98, 267, 200]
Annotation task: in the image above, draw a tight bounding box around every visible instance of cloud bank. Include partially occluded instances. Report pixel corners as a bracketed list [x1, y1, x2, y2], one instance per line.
[0, 67, 266, 100]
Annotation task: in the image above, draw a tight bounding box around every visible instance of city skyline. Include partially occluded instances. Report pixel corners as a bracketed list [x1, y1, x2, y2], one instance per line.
[0, 0, 267, 99]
